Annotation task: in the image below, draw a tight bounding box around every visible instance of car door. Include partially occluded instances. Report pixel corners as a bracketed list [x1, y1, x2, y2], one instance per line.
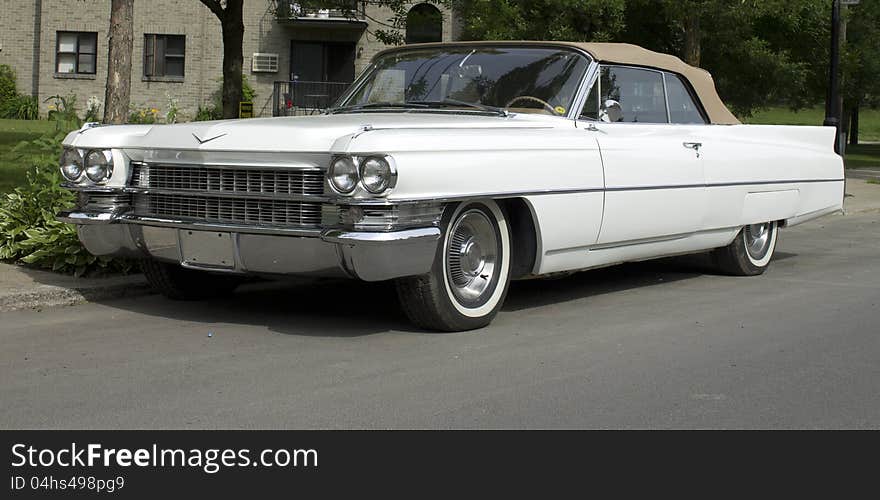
[578, 65, 707, 245]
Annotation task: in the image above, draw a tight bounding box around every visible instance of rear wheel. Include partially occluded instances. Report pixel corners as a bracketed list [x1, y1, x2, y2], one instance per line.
[395, 200, 512, 331]
[712, 221, 778, 276]
[142, 260, 241, 300]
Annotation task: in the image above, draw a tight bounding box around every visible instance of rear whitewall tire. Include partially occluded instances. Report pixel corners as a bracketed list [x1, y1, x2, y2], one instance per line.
[713, 221, 779, 276]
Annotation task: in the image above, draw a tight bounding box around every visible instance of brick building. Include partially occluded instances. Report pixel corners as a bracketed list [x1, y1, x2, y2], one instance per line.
[0, 1, 459, 119]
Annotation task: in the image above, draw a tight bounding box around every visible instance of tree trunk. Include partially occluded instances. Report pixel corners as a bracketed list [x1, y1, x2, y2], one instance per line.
[220, 0, 245, 119]
[103, 0, 134, 124]
[682, 12, 701, 66]
[850, 104, 859, 146]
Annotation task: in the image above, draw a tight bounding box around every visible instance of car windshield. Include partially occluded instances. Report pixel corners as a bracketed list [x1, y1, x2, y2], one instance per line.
[334, 46, 590, 116]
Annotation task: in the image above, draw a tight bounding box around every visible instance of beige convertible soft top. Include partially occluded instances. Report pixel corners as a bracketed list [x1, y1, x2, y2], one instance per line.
[572, 42, 740, 125]
[385, 41, 741, 125]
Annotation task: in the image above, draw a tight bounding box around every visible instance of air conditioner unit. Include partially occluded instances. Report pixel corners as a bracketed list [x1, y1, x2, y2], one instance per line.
[252, 53, 279, 73]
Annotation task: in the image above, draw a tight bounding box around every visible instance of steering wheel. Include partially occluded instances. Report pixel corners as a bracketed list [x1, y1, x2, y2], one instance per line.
[505, 95, 560, 115]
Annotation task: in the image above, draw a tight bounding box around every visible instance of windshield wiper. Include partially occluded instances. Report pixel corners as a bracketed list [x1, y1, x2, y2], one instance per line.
[409, 98, 509, 117]
[328, 102, 430, 114]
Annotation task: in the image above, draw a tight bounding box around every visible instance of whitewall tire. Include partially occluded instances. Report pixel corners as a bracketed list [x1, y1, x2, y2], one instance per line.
[713, 221, 779, 276]
[395, 200, 512, 331]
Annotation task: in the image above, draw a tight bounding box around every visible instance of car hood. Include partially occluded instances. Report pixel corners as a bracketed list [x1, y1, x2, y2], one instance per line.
[64, 112, 563, 153]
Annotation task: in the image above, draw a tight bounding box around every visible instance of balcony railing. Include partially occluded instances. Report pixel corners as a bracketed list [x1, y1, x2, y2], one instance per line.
[273, 80, 352, 116]
[274, 1, 364, 21]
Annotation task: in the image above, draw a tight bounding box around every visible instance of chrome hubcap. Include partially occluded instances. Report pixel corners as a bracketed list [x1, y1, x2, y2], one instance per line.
[446, 210, 498, 304]
[745, 222, 772, 259]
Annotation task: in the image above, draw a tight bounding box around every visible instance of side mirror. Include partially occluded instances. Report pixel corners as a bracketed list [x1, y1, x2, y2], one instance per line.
[599, 99, 623, 123]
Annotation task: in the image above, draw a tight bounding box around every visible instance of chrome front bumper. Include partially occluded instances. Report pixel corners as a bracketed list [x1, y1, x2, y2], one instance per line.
[58, 211, 441, 281]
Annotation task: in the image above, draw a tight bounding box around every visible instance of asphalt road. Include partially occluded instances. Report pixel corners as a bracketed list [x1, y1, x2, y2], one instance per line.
[1, 212, 878, 429]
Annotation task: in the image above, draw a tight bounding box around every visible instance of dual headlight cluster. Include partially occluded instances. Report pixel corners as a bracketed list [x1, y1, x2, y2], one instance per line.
[60, 148, 114, 184]
[328, 155, 396, 196]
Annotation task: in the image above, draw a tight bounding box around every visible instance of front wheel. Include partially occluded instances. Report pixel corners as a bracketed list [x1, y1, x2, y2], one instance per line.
[712, 221, 779, 276]
[395, 200, 512, 332]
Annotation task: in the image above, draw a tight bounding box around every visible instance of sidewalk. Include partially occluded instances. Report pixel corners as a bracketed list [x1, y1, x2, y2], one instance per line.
[843, 177, 880, 213]
[0, 177, 877, 313]
[0, 263, 151, 312]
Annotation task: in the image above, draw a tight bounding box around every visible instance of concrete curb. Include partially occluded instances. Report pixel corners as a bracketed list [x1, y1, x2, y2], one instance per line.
[0, 271, 154, 313]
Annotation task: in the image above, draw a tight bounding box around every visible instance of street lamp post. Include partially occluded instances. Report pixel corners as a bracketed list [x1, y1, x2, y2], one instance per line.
[824, 0, 842, 154]
[826, 0, 860, 155]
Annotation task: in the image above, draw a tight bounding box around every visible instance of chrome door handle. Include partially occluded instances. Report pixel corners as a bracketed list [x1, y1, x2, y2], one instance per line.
[683, 142, 702, 158]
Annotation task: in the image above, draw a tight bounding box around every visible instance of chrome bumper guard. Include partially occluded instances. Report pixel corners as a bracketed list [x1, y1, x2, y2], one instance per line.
[58, 210, 441, 282]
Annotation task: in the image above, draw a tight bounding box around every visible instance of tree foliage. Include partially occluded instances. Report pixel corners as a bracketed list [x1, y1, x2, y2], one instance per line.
[451, 0, 872, 118]
[454, 0, 626, 42]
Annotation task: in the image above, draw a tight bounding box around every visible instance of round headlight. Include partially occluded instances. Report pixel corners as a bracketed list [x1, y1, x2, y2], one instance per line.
[85, 149, 113, 183]
[329, 157, 358, 194]
[360, 156, 393, 194]
[60, 148, 83, 181]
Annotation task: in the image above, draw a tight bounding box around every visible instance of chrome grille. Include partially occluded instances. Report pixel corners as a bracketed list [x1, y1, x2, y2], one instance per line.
[133, 193, 324, 227]
[130, 163, 325, 196]
[129, 162, 330, 228]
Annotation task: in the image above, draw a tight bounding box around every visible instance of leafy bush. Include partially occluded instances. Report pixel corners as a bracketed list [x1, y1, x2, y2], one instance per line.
[0, 64, 16, 104]
[129, 105, 159, 124]
[1, 94, 39, 120]
[0, 134, 133, 276]
[84, 96, 102, 123]
[194, 75, 257, 121]
[0, 65, 39, 120]
[45, 93, 81, 132]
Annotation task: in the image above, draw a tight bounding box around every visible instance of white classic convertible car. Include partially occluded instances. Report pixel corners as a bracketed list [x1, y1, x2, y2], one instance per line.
[58, 41, 844, 331]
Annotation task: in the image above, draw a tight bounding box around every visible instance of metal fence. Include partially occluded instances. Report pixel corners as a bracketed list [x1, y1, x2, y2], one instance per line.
[272, 80, 352, 116]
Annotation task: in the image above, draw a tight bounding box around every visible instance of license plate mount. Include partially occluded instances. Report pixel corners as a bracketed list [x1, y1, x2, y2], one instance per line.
[178, 230, 235, 269]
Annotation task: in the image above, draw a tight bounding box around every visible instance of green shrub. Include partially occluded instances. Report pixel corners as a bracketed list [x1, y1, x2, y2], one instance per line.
[1, 94, 39, 120]
[0, 64, 16, 104]
[194, 75, 257, 121]
[0, 134, 133, 276]
[45, 93, 82, 132]
[0, 65, 39, 120]
[129, 105, 159, 124]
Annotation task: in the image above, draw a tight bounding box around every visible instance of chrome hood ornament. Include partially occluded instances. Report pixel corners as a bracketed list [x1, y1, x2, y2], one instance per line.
[192, 132, 227, 144]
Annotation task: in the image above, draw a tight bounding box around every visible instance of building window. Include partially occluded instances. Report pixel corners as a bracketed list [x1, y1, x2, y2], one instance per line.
[56, 32, 98, 75]
[144, 34, 186, 79]
[405, 4, 442, 44]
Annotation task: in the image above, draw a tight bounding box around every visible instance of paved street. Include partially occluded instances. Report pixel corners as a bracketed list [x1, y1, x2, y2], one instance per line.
[1, 210, 878, 429]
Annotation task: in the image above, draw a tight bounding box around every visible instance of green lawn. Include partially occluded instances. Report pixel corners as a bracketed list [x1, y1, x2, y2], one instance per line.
[843, 144, 880, 170]
[745, 106, 880, 142]
[0, 119, 58, 192]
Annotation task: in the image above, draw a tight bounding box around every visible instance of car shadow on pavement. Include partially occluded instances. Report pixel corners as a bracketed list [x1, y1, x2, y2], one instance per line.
[88, 250, 800, 336]
[93, 277, 417, 337]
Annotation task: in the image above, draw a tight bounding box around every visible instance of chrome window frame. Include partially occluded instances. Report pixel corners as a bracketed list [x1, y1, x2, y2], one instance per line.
[576, 63, 710, 126]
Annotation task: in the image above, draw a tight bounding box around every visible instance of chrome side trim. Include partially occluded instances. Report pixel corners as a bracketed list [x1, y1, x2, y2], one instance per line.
[321, 227, 441, 245]
[57, 210, 119, 224]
